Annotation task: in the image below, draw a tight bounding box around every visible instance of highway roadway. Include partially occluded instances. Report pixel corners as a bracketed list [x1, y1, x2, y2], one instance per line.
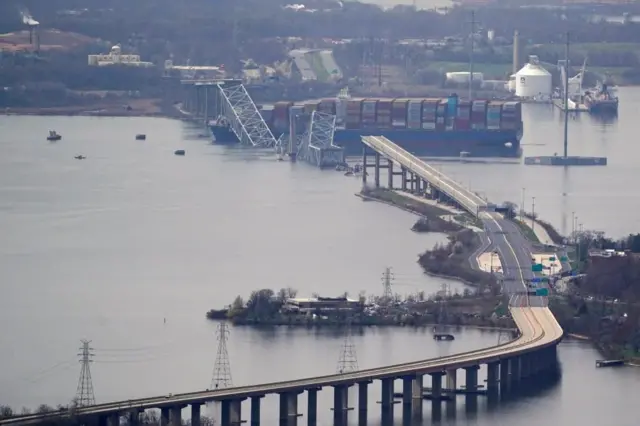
[0, 137, 562, 426]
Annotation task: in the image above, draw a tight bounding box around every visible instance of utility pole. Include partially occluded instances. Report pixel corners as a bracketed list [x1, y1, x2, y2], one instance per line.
[531, 196, 536, 234]
[210, 322, 233, 389]
[521, 187, 526, 220]
[336, 316, 359, 374]
[468, 10, 477, 101]
[563, 31, 570, 159]
[75, 339, 96, 407]
[381, 267, 394, 304]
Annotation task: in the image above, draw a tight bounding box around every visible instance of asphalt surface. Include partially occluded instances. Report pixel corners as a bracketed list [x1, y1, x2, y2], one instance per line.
[481, 212, 547, 308]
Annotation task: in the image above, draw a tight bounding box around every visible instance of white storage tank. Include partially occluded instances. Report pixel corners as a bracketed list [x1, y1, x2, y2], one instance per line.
[515, 56, 552, 98]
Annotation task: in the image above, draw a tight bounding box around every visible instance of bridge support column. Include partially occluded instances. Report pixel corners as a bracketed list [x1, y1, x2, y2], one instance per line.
[445, 369, 457, 393]
[160, 408, 170, 426]
[401, 167, 407, 191]
[251, 396, 263, 426]
[221, 400, 243, 425]
[374, 153, 381, 188]
[170, 406, 182, 426]
[279, 391, 301, 422]
[332, 385, 349, 424]
[464, 365, 479, 392]
[128, 411, 142, 426]
[361, 146, 367, 186]
[357, 381, 370, 425]
[411, 374, 423, 419]
[486, 362, 499, 395]
[500, 359, 510, 394]
[387, 160, 394, 188]
[307, 388, 318, 426]
[430, 372, 444, 400]
[511, 357, 522, 387]
[190, 404, 201, 426]
[379, 377, 395, 417]
[107, 413, 120, 426]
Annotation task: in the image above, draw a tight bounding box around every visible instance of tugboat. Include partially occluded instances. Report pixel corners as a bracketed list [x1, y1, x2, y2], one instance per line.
[583, 81, 619, 115]
[47, 131, 62, 141]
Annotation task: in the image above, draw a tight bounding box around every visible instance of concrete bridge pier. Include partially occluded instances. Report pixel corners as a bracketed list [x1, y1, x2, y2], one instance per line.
[106, 413, 120, 426]
[128, 409, 144, 426]
[190, 404, 202, 426]
[357, 381, 371, 425]
[379, 377, 395, 418]
[374, 153, 381, 187]
[500, 359, 511, 395]
[306, 389, 319, 426]
[250, 396, 264, 426]
[387, 159, 394, 188]
[486, 361, 499, 395]
[445, 369, 457, 393]
[429, 372, 444, 400]
[279, 391, 302, 424]
[464, 365, 479, 393]
[169, 406, 184, 426]
[519, 354, 531, 380]
[220, 399, 243, 426]
[332, 385, 350, 425]
[410, 374, 424, 419]
[401, 167, 408, 190]
[511, 357, 522, 388]
[160, 407, 170, 426]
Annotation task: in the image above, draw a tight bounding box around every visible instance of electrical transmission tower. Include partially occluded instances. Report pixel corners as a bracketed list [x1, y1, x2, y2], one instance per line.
[336, 317, 359, 374]
[210, 322, 233, 389]
[381, 267, 395, 304]
[75, 339, 96, 407]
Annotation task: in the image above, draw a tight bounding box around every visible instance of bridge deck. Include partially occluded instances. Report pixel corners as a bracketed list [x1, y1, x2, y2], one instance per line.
[361, 135, 488, 216]
[1, 306, 562, 424]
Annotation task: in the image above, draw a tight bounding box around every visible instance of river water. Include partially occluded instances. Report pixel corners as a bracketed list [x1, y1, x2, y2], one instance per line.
[1, 89, 640, 426]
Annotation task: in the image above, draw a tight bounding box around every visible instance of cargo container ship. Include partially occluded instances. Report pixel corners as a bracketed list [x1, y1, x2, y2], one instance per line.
[211, 95, 524, 158]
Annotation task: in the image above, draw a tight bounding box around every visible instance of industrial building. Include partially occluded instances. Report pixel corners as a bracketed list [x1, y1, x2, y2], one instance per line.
[88, 45, 154, 67]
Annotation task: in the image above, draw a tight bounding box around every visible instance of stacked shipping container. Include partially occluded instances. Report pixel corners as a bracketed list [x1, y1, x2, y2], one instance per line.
[471, 100, 487, 130]
[407, 100, 422, 129]
[392, 99, 409, 128]
[345, 99, 362, 129]
[261, 98, 522, 134]
[436, 99, 447, 131]
[318, 99, 337, 115]
[456, 100, 471, 130]
[361, 99, 378, 129]
[500, 102, 522, 130]
[486, 101, 502, 130]
[422, 99, 438, 130]
[376, 100, 393, 129]
[273, 101, 293, 133]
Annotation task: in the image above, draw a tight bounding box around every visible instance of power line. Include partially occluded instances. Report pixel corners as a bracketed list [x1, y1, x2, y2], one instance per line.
[75, 339, 96, 407]
[210, 322, 232, 389]
[336, 316, 359, 374]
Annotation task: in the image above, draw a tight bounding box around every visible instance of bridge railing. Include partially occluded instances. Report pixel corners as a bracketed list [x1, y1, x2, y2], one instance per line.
[362, 136, 487, 216]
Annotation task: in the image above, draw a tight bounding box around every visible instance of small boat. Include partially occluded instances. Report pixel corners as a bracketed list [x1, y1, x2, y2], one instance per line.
[135, 134, 146, 140]
[47, 131, 62, 141]
[74, 155, 86, 160]
[174, 150, 185, 156]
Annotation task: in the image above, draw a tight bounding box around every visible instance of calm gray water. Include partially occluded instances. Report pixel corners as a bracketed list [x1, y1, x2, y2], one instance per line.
[1, 89, 640, 426]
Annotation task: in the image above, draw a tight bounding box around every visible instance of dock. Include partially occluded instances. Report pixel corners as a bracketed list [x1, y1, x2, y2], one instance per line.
[553, 98, 588, 112]
[524, 156, 607, 166]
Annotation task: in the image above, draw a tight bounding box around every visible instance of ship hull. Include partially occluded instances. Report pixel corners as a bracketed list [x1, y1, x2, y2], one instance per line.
[211, 126, 522, 158]
[585, 100, 618, 116]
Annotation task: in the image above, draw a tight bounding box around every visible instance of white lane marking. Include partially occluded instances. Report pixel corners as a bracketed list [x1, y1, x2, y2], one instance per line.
[485, 212, 527, 298]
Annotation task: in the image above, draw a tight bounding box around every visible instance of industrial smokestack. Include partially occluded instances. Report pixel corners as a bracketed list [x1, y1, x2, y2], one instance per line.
[513, 30, 519, 75]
